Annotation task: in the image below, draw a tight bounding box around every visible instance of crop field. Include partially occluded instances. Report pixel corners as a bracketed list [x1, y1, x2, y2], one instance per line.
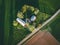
[0, 0, 60, 45]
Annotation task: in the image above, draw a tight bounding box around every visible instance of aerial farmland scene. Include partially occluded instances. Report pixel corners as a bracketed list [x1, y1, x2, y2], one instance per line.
[0, 0, 60, 45]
